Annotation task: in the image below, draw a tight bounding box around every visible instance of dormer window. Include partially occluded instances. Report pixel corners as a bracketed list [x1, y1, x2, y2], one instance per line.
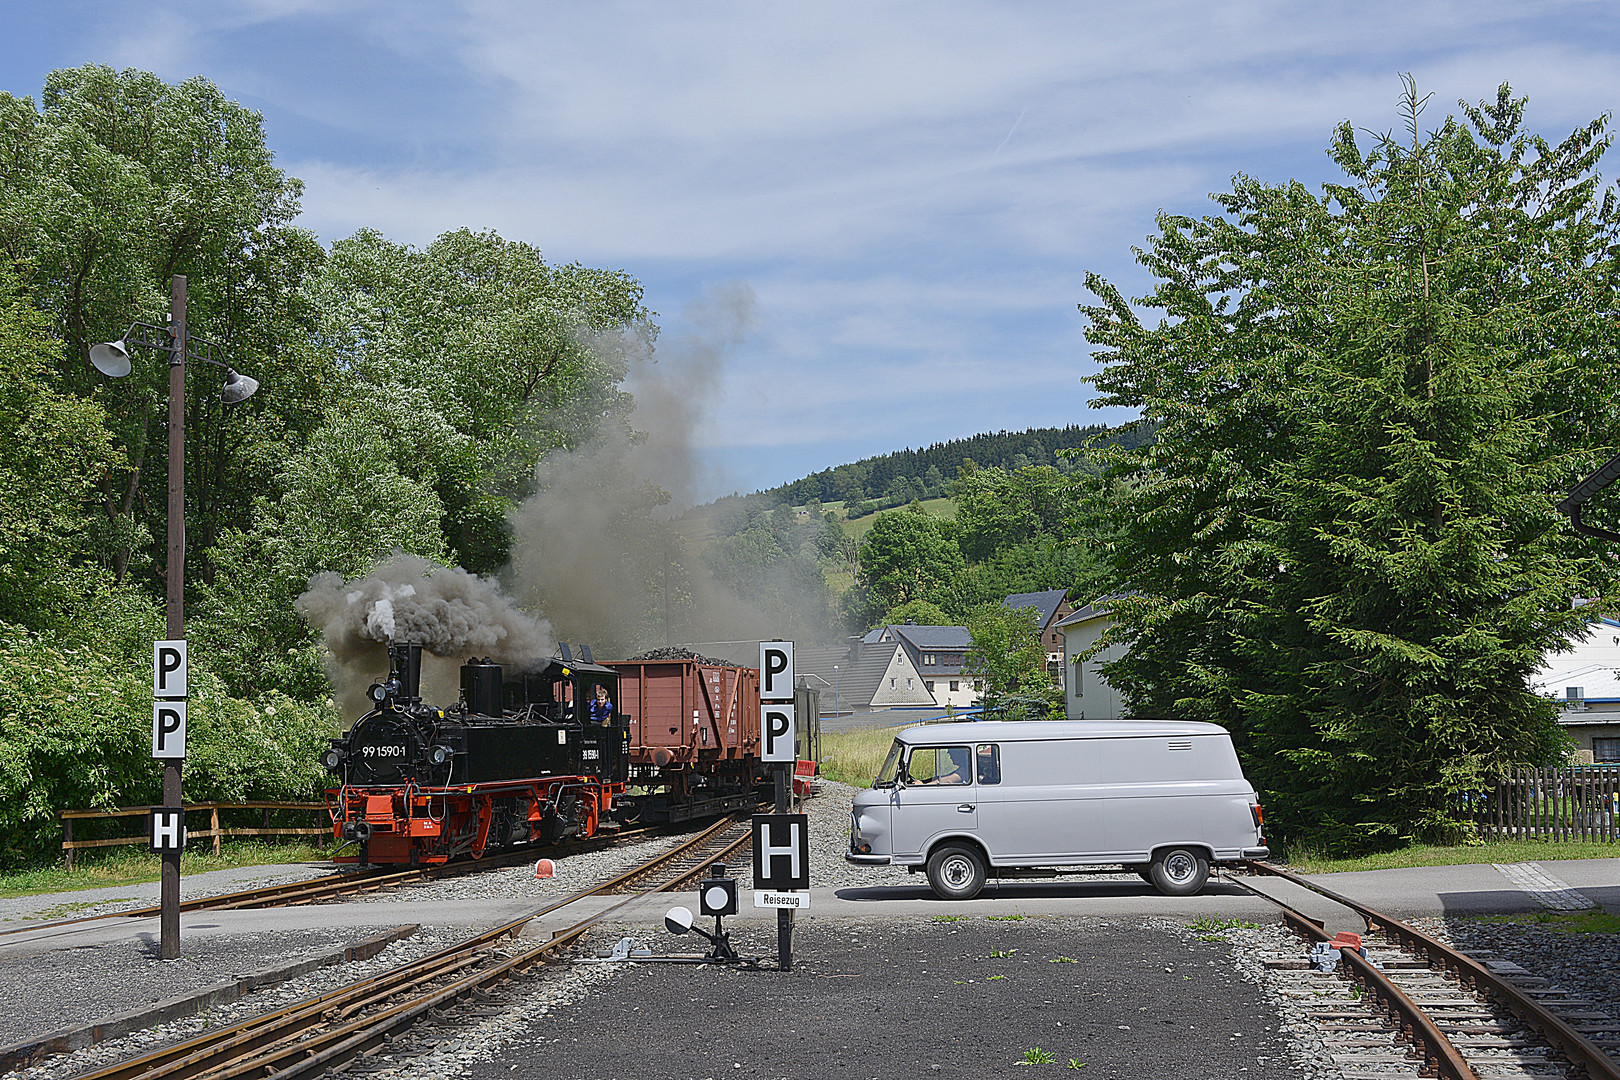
[922, 653, 935, 665]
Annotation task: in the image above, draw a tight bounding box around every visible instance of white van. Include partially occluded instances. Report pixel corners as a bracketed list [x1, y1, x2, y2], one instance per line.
[846, 720, 1268, 899]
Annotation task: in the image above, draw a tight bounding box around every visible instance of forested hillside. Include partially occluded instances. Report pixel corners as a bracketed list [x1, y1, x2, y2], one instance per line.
[756, 422, 1155, 511]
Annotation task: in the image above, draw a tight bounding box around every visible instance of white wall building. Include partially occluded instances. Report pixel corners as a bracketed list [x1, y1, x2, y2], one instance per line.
[1055, 600, 1129, 721]
[1532, 615, 1620, 763]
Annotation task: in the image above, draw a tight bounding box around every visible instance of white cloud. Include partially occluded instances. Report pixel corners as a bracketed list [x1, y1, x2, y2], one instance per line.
[32, 0, 1620, 494]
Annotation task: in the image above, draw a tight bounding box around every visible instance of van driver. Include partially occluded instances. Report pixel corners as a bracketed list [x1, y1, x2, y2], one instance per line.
[923, 746, 971, 785]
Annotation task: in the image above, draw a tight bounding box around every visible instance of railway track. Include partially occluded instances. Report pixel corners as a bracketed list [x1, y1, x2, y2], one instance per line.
[53, 810, 758, 1080]
[0, 825, 665, 942]
[1232, 861, 1620, 1080]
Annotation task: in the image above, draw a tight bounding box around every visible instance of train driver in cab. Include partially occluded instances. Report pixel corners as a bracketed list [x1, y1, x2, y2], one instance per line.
[588, 684, 615, 726]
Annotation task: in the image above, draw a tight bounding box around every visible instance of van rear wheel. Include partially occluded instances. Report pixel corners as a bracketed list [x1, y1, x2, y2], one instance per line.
[1149, 847, 1209, 896]
[927, 844, 986, 900]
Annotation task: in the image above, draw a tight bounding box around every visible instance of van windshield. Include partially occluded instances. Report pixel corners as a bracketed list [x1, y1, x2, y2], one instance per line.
[874, 740, 903, 788]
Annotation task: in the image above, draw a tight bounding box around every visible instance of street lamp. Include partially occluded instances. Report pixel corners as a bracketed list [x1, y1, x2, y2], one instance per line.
[833, 664, 840, 719]
[94, 275, 258, 960]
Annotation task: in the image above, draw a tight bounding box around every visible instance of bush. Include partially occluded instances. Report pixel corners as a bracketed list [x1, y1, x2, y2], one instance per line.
[0, 622, 339, 868]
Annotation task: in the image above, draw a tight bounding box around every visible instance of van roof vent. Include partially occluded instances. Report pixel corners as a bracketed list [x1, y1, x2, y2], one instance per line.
[1167, 739, 1192, 751]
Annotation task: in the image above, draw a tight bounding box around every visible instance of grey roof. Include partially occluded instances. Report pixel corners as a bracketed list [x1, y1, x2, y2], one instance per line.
[797, 641, 923, 709]
[890, 625, 971, 650]
[1003, 589, 1069, 628]
[1055, 592, 1135, 627]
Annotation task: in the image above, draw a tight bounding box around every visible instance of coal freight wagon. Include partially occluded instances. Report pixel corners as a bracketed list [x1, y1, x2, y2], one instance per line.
[607, 656, 765, 822]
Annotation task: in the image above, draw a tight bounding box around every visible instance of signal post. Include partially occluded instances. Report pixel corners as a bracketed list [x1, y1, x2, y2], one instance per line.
[756, 640, 807, 971]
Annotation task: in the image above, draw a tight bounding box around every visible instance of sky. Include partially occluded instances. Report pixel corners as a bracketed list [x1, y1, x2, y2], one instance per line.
[6, 1, 1620, 501]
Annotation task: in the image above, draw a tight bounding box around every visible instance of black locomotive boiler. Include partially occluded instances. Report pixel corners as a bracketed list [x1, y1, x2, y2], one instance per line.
[323, 643, 628, 864]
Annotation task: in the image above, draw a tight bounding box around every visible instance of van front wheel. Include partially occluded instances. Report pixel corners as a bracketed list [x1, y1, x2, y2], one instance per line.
[927, 844, 986, 900]
[1149, 848, 1209, 896]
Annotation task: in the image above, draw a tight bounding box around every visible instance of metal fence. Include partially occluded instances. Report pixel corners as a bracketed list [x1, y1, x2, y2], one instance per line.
[60, 802, 328, 869]
[1472, 765, 1620, 842]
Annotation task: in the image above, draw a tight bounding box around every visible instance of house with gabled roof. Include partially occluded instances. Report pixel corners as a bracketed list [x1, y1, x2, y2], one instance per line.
[1053, 595, 1130, 721]
[796, 636, 937, 714]
[863, 623, 978, 710]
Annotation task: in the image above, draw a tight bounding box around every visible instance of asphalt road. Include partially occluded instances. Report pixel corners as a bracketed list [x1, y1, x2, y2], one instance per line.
[464, 917, 1297, 1080]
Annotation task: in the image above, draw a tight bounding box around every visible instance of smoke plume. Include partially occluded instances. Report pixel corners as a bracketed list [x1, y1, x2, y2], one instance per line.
[508, 283, 784, 658]
[297, 552, 553, 713]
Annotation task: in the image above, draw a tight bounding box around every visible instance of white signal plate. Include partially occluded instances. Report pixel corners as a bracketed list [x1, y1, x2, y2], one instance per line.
[753, 890, 809, 909]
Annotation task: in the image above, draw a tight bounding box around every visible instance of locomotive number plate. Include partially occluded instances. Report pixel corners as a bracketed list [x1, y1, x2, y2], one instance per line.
[582, 749, 599, 761]
[362, 744, 408, 758]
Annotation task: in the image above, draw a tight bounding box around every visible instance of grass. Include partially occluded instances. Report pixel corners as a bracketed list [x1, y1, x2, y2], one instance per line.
[1469, 909, 1620, 934]
[820, 725, 904, 787]
[1186, 916, 1259, 934]
[837, 498, 956, 544]
[1021, 1048, 1055, 1064]
[0, 840, 336, 899]
[1281, 838, 1618, 875]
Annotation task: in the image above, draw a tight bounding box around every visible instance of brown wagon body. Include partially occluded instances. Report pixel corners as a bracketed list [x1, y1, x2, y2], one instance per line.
[607, 659, 762, 767]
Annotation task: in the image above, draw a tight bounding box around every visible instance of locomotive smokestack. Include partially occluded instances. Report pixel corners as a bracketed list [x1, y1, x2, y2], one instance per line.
[390, 643, 424, 702]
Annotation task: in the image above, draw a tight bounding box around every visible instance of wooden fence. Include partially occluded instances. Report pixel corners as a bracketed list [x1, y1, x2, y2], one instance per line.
[60, 802, 328, 870]
[1472, 765, 1620, 843]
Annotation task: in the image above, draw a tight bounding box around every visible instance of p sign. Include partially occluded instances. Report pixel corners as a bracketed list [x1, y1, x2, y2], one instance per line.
[153, 640, 187, 698]
[759, 641, 793, 702]
[762, 703, 796, 762]
[152, 701, 187, 760]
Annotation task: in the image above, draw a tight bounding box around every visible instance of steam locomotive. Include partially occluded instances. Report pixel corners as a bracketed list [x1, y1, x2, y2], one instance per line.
[322, 642, 815, 865]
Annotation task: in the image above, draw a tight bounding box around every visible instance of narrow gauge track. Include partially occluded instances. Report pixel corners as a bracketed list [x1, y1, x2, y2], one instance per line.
[1232, 861, 1620, 1080]
[0, 825, 665, 942]
[59, 811, 758, 1080]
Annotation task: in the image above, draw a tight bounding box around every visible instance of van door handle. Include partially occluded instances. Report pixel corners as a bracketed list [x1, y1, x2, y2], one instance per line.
[957, 804, 974, 813]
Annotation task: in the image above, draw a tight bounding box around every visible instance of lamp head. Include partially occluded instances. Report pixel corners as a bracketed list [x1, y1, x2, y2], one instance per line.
[89, 340, 132, 378]
[221, 368, 259, 403]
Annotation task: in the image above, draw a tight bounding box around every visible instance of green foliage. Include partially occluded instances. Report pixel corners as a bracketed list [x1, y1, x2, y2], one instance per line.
[0, 622, 336, 867]
[879, 599, 952, 627]
[954, 465, 1075, 562]
[963, 603, 1063, 719]
[1080, 81, 1620, 849]
[194, 399, 450, 699]
[762, 423, 1153, 507]
[0, 64, 326, 593]
[0, 266, 117, 629]
[1022, 1048, 1056, 1064]
[856, 508, 965, 616]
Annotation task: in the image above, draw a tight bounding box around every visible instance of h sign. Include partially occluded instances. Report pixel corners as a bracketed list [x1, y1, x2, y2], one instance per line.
[759, 641, 793, 702]
[149, 807, 186, 853]
[153, 701, 187, 760]
[752, 813, 810, 891]
[153, 640, 187, 699]
[762, 703, 796, 762]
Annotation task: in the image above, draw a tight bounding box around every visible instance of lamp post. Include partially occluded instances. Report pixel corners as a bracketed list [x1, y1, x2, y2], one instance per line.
[833, 665, 839, 719]
[93, 275, 258, 960]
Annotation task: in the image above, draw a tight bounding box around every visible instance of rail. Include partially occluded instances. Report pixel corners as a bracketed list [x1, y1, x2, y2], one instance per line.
[57, 808, 762, 1080]
[60, 802, 327, 868]
[1237, 860, 1620, 1080]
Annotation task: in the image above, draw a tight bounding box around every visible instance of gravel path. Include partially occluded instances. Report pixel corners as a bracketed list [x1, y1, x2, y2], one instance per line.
[0, 921, 426, 1051]
[3, 924, 482, 1080]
